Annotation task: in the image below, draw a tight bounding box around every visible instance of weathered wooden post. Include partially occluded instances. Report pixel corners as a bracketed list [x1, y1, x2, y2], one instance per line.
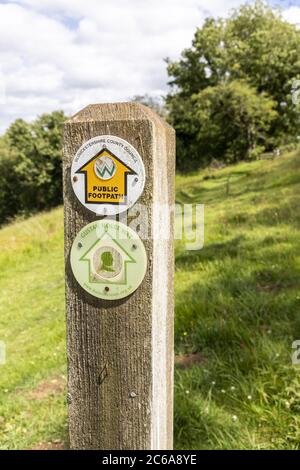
[63, 103, 175, 450]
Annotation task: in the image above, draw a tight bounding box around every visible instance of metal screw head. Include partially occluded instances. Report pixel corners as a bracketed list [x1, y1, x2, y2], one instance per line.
[73, 176, 78, 183]
[132, 244, 137, 250]
[104, 286, 110, 292]
[78, 242, 83, 249]
[134, 177, 139, 183]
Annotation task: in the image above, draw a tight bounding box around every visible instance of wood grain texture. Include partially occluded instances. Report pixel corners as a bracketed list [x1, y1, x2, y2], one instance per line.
[63, 103, 175, 450]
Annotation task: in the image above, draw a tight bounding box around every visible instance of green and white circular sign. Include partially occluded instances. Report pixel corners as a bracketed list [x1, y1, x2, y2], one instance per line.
[70, 220, 147, 300]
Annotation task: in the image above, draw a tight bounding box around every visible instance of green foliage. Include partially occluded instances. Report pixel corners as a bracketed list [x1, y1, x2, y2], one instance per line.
[190, 80, 277, 166]
[167, 1, 300, 170]
[0, 139, 20, 224]
[0, 111, 66, 225]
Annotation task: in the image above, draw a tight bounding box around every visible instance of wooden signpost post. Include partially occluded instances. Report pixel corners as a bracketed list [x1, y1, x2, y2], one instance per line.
[63, 103, 175, 450]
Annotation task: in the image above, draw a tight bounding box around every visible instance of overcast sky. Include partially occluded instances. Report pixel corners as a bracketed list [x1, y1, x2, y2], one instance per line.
[0, 0, 300, 133]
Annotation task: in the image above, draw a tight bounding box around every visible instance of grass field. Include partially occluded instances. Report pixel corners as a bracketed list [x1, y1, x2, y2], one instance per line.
[0, 150, 300, 450]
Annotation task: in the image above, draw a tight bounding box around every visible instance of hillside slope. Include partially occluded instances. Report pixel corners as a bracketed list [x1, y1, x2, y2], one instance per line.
[175, 151, 300, 449]
[0, 151, 299, 449]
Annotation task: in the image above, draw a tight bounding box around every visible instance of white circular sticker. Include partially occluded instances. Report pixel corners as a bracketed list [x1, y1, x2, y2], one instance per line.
[70, 220, 147, 300]
[71, 135, 145, 216]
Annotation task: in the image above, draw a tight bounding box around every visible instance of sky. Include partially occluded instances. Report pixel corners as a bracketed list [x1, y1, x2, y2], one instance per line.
[0, 0, 300, 133]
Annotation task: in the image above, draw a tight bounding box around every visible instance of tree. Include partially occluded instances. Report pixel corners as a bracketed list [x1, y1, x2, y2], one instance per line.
[167, 1, 300, 170]
[0, 111, 66, 225]
[5, 111, 66, 212]
[191, 81, 277, 167]
[131, 94, 167, 117]
[0, 138, 19, 223]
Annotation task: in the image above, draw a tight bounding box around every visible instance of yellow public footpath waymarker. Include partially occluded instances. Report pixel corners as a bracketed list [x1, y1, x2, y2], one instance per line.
[70, 220, 147, 300]
[71, 135, 145, 216]
[78, 148, 136, 204]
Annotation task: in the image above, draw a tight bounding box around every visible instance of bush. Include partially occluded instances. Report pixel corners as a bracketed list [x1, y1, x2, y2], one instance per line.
[192, 81, 277, 165]
[167, 1, 300, 170]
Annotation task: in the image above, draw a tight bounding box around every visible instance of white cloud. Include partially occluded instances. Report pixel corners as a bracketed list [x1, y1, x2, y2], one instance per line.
[0, 0, 295, 132]
[282, 6, 300, 25]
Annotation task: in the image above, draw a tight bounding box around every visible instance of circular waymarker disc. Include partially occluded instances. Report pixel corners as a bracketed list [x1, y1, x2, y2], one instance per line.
[70, 220, 147, 300]
[71, 135, 145, 216]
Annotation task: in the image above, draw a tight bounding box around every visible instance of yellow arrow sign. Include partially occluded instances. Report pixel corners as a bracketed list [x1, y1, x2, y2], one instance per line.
[76, 148, 136, 205]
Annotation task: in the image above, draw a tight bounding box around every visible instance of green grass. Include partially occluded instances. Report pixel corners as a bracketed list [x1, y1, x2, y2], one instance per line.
[0, 151, 300, 449]
[0, 209, 67, 449]
[175, 151, 300, 449]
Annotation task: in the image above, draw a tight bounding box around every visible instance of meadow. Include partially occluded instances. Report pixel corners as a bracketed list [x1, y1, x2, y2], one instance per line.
[0, 150, 300, 449]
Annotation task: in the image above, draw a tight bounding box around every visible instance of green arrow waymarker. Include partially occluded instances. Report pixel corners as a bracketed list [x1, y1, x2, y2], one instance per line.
[70, 220, 147, 300]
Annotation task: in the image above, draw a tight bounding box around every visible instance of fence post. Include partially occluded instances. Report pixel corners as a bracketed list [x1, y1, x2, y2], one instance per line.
[63, 103, 175, 450]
